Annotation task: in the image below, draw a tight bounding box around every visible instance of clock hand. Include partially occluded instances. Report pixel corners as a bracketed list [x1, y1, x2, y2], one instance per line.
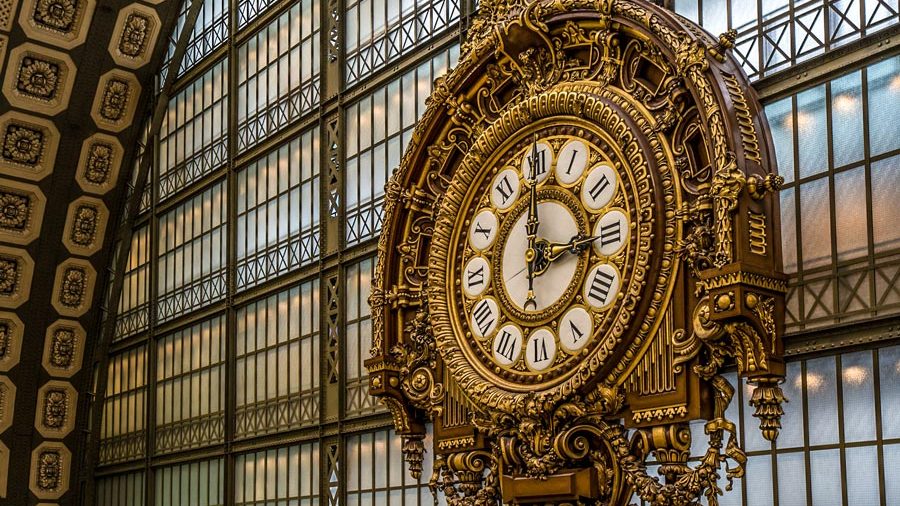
[532, 234, 601, 275]
[523, 136, 541, 311]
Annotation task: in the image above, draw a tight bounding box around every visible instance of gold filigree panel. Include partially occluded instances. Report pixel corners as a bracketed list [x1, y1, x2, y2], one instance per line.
[75, 132, 123, 195]
[0, 245, 33, 308]
[90, 69, 141, 133]
[34, 380, 77, 438]
[0, 311, 22, 371]
[62, 196, 108, 256]
[0, 111, 59, 181]
[50, 258, 95, 317]
[0, 178, 46, 245]
[108, 3, 160, 69]
[2, 43, 76, 116]
[18, 0, 96, 49]
[29, 442, 70, 500]
[41, 320, 84, 378]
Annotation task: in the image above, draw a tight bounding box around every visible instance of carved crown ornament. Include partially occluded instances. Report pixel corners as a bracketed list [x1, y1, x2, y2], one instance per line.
[365, 1, 787, 505]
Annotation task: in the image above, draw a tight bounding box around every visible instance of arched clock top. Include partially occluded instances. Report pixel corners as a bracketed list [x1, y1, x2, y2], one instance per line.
[366, 1, 787, 504]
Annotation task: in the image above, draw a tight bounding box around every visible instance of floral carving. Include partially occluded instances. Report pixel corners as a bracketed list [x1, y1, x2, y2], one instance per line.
[33, 0, 77, 32]
[59, 266, 86, 308]
[85, 141, 113, 185]
[49, 327, 75, 368]
[71, 204, 98, 246]
[37, 450, 61, 490]
[0, 191, 29, 230]
[2, 124, 43, 165]
[100, 79, 129, 121]
[16, 57, 59, 99]
[119, 13, 150, 57]
[0, 258, 17, 296]
[42, 389, 67, 428]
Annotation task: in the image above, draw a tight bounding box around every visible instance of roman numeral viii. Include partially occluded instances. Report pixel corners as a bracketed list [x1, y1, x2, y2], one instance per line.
[495, 330, 516, 362]
[473, 300, 495, 335]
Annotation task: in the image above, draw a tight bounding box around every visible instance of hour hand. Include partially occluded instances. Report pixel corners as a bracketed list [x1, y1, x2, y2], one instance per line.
[541, 234, 601, 263]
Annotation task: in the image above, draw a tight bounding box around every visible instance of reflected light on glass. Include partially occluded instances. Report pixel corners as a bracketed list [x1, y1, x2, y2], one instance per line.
[833, 93, 858, 114]
[795, 110, 813, 132]
[890, 73, 900, 92]
[895, 360, 900, 375]
[842, 365, 869, 386]
[802, 372, 824, 392]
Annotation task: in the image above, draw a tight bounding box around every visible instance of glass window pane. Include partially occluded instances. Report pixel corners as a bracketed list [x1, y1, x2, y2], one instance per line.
[809, 449, 842, 506]
[799, 178, 832, 270]
[845, 445, 879, 505]
[830, 71, 864, 168]
[871, 154, 900, 253]
[806, 356, 839, 446]
[867, 56, 900, 156]
[744, 455, 774, 506]
[796, 86, 829, 179]
[879, 345, 900, 439]
[841, 350, 876, 442]
[775, 451, 806, 506]
[833, 166, 868, 261]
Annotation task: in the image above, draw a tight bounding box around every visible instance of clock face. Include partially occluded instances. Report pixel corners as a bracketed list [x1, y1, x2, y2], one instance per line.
[446, 126, 640, 389]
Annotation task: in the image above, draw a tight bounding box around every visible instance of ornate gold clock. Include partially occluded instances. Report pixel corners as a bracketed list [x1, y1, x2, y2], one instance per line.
[367, 1, 788, 505]
[432, 115, 674, 407]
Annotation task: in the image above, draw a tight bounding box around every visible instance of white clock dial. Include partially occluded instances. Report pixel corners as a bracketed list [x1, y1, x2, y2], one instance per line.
[463, 256, 490, 298]
[581, 163, 618, 211]
[559, 306, 593, 353]
[525, 328, 557, 371]
[521, 141, 553, 184]
[470, 297, 500, 338]
[584, 264, 620, 310]
[469, 209, 498, 251]
[501, 201, 579, 312]
[493, 323, 523, 366]
[555, 139, 589, 185]
[593, 209, 629, 256]
[490, 168, 521, 210]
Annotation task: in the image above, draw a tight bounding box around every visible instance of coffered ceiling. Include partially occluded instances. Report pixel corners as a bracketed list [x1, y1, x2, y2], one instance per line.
[0, 0, 179, 502]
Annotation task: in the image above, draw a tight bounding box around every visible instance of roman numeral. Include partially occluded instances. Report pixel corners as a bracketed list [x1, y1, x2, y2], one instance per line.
[588, 269, 615, 306]
[600, 221, 622, 247]
[569, 321, 584, 343]
[466, 265, 485, 289]
[495, 175, 514, 203]
[532, 336, 549, 363]
[473, 300, 495, 335]
[528, 150, 547, 179]
[565, 150, 579, 175]
[473, 222, 492, 240]
[588, 174, 611, 202]
[495, 330, 516, 362]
